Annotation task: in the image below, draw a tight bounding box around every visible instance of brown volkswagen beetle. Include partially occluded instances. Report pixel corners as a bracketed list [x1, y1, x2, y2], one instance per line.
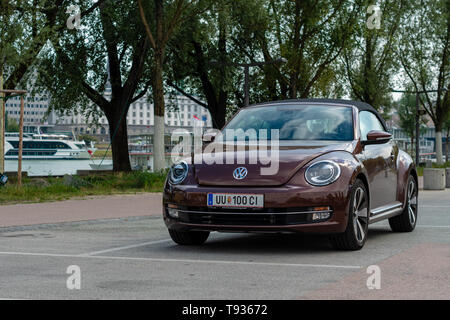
[163, 99, 418, 250]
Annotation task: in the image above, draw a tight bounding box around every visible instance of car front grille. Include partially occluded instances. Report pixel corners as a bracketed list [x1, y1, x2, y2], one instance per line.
[171, 206, 332, 226]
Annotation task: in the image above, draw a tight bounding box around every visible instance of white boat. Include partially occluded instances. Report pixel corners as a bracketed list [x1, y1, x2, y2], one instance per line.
[89, 163, 113, 170]
[4, 132, 97, 160]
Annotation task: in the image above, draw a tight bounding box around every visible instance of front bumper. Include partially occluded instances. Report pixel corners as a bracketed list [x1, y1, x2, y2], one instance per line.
[163, 184, 351, 234]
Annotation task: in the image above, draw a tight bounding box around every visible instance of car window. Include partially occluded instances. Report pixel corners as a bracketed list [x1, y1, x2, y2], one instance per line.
[223, 105, 354, 141]
[359, 111, 385, 140]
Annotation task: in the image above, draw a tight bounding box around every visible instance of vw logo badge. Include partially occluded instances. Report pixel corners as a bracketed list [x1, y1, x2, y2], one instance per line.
[233, 167, 248, 180]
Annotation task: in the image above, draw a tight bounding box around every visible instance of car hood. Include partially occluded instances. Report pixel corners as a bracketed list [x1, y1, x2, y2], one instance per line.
[194, 141, 354, 186]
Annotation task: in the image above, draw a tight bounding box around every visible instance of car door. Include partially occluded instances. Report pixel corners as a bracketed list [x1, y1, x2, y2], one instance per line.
[359, 111, 398, 209]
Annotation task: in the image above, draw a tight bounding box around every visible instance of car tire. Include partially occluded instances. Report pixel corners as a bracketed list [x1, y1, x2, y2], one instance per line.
[389, 175, 418, 232]
[329, 179, 369, 251]
[168, 229, 210, 245]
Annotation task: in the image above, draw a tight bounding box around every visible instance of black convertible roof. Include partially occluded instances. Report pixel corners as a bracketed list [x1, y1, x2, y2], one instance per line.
[251, 98, 387, 129]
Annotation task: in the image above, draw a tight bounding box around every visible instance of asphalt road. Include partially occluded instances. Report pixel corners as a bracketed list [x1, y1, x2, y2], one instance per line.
[0, 189, 449, 299]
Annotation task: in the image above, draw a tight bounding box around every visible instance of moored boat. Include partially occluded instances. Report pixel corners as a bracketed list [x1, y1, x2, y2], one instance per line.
[3, 132, 96, 160]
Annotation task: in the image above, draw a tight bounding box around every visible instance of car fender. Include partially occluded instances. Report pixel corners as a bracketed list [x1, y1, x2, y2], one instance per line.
[396, 150, 417, 208]
[301, 150, 369, 188]
[292, 150, 370, 217]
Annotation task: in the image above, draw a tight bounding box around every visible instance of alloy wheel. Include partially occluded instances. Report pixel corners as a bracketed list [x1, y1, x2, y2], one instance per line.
[352, 187, 368, 244]
[407, 180, 417, 226]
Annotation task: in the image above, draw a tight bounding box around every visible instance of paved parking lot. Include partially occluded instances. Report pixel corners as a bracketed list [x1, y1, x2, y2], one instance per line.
[0, 189, 449, 299]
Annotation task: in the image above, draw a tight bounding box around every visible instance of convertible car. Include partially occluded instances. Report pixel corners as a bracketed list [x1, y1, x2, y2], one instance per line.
[163, 99, 418, 250]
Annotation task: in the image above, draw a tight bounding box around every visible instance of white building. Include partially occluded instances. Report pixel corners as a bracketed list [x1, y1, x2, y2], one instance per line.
[51, 93, 213, 140]
[4, 93, 55, 133]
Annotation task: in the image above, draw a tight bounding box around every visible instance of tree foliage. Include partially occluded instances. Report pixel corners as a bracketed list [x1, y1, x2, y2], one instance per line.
[36, 0, 152, 171]
[342, 0, 407, 114]
[397, 90, 427, 153]
[2, 0, 449, 170]
[398, 0, 449, 131]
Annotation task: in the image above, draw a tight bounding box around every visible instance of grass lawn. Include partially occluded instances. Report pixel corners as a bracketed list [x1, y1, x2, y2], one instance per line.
[0, 171, 167, 205]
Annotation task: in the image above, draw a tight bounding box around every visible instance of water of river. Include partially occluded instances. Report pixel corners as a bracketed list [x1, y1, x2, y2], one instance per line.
[5, 159, 114, 176]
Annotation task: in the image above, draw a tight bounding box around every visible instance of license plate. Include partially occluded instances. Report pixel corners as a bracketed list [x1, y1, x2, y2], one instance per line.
[207, 193, 264, 208]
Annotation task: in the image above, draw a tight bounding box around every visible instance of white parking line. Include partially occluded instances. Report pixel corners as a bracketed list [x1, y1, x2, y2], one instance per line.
[417, 225, 450, 228]
[0, 251, 362, 269]
[420, 206, 450, 208]
[79, 239, 172, 256]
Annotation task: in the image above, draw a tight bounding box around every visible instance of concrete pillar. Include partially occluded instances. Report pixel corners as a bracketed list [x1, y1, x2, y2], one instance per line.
[423, 168, 446, 190]
[446, 168, 450, 188]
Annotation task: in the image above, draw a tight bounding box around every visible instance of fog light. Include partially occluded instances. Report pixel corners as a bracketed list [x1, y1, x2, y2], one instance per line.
[0, 173, 8, 186]
[312, 211, 331, 221]
[167, 204, 179, 218]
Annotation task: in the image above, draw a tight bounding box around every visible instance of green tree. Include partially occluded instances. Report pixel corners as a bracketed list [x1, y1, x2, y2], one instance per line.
[168, 0, 248, 128]
[397, 91, 427, 154]
[138, 0, 206, 170]
[343, 0, 407, 113]
[37, 0, 152, 171]
[168, 0, 359, 129]
[2, 1, 106, 90]
[252, 0, 360, 99]
[398, 0, 449, 164]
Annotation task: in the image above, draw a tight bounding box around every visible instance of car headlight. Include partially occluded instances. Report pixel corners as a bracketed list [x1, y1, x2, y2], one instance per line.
[305, 160, 341, 186]
[169, 161, 189, 185]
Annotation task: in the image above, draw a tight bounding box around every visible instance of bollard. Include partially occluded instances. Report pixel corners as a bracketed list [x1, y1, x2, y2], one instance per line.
[446, 168, 450, 188]
[423, 168, 446, 190]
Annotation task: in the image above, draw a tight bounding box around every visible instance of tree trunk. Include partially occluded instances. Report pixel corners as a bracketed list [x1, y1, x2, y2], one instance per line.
[215, 93, 227, 129]
[153, 52, 166, 171]
[435, 130, 444, 165]
[106, 106, 131, 172]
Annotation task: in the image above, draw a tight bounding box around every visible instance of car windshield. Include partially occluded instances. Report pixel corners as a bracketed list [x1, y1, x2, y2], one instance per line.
[223, 104, 354, 141]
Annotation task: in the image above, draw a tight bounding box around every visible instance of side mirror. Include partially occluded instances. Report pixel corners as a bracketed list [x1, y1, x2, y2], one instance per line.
[363, 130, 392, 145]
[202, 132, 217, 143]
